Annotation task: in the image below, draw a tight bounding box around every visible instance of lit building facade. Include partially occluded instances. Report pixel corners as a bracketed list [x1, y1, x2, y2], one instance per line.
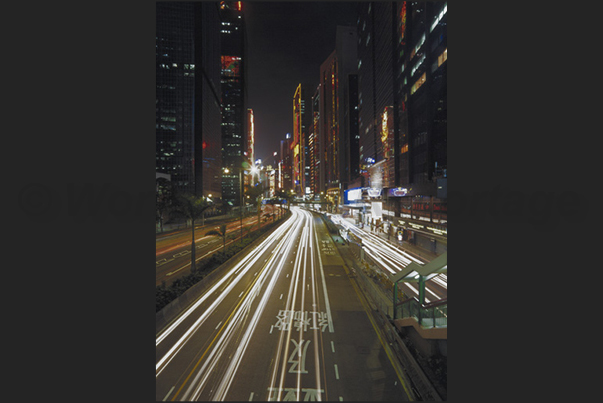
[395, 1, 447, 188]
[318, 26, 358, 211]
[292, 84, 309, 197]
[219, 1, 247, 207]
[319, 51, 339, 199]
[245, 108, 255, 189]
[357, 2, 395, 191]
[280, 135, 293, 193]
[310, 85, 321, 196]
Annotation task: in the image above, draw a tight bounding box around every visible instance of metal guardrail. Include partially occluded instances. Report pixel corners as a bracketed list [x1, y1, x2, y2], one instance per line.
[395, 297, 448, 328]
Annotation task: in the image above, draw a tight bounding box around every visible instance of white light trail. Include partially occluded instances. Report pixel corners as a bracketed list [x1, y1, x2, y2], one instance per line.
[174, 208, 309, 400]
[156, 210, 301, 377]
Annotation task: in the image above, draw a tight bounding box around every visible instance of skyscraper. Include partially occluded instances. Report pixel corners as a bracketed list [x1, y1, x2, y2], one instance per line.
[391, 1, 447, 252]
[318, 25, 358, 209]
[245, 108, 255, 189]
[309, 85, 321, 196]
[280, 134, 292, 192]
[292, 84, 305, 197]
[156, 2, 222, 198]
[395, 1, 447, 188]
[357, 2, 395, 190]
[319, 50, 339, 199]
[335, 25, 359, 190]
[219, 1, 247, 207]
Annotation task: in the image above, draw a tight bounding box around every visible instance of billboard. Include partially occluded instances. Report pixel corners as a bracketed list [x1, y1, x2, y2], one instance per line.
[387, 187, 409, 197]
[346, 188, 362, 202]
[221, 56, 241, 77]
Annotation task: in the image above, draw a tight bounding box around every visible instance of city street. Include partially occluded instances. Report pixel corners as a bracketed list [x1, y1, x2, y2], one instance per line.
[156, 207, 412, 401]
[156, 206, 280, 286]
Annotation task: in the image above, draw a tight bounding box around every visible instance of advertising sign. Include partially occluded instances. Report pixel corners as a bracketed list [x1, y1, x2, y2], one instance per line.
[387, 187, 408, 197]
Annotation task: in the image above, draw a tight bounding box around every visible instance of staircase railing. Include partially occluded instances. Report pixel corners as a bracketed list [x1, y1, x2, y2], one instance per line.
[395, 297, 447, 328]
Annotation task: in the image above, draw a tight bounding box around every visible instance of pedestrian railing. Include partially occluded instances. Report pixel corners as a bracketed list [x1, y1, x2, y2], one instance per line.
[395, 297, 447, 328]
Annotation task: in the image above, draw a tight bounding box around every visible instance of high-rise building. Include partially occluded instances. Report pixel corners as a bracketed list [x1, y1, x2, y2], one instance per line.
[335, 26, 359, 191]
[219, 1, 247, 207]
[319, 51, 339, 198]
[309, 85, 321, 196]
[280, 134, 293, 193]
[390, 2, 448, 252]
[292, 84, 306, 197]
[357, 2, 395, 191]
[156, 2, 222, 198]
[318, 25, 358, 210]
[395, 1, 447, 189]
[245, 108, 255, 189]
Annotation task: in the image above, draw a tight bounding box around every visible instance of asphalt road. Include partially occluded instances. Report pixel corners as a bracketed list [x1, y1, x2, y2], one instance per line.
[156, 206, 280, 286]
[156, 207, 413, 401]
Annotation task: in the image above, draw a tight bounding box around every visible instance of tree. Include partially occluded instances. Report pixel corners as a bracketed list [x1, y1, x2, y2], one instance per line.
[206, 224, 227, 256]
[245, 183, 265, 230]
[172, 194, 212, 273]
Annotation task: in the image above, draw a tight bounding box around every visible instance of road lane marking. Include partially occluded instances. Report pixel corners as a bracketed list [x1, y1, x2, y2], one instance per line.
[215, 321, 222, 330]
[270, 325, 274, 334]
[313, 228, 335, 333]
[288, 339, 310, 374]
[166, 265, 185, 276]
[162, 386, 175, 401]
[280, 294, 283, 299]
[331, 341, 335, 353]
[249, 392, 254, 401]
[334, 364, 339, 380]
[339, 397, 343, 401]
[239, 291, 244, 297]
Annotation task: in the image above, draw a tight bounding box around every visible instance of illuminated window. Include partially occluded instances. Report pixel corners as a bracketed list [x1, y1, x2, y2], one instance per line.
[410, 34, 425, 60]
[410, 73, 426, 95]
[438, 48, 447, 67]
[411, 54, 425, 77]
[430, 3, 448, 32]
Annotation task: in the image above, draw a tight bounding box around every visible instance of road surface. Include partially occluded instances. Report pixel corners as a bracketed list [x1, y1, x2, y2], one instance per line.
[156, 207, 412, 401]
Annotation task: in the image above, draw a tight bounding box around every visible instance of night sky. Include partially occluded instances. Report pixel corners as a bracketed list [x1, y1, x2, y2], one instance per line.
[244, 2, 359, 164]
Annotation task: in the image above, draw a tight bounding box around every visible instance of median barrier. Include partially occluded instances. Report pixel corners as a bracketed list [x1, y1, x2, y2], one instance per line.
[156, 214, 290, 335]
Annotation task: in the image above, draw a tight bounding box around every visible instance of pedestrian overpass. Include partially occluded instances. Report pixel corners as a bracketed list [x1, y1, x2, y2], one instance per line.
[390, 252, 447, 338]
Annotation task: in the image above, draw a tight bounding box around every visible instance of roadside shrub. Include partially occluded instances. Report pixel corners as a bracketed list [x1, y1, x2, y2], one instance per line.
[156, 215, 289, 312]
